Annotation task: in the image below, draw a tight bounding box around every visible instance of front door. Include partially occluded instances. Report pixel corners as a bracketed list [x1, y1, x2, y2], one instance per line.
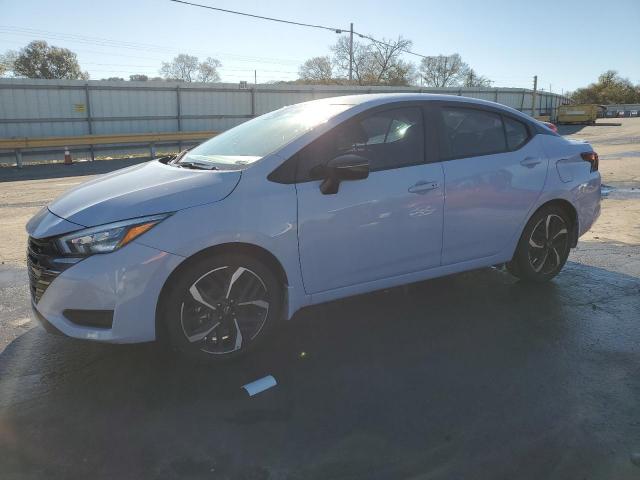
[296, 106, 444, 294]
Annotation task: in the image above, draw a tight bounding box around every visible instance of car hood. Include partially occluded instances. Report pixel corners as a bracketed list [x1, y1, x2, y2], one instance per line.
[47, 160, 241, 227]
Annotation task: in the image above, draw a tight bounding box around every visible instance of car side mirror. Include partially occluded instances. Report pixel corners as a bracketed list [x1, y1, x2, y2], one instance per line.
[318, 154, 369, 195]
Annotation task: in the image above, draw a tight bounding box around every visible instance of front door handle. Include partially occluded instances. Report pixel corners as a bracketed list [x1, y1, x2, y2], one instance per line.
[408, 181, 439, 194]
[520, 157, 542, 168]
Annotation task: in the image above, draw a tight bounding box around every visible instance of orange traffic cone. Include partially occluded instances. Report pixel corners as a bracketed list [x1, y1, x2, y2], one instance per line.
[64, 147, 72, 165]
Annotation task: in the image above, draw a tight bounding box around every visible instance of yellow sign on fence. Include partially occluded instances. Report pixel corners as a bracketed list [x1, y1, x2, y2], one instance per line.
[73, 103, 86, 113]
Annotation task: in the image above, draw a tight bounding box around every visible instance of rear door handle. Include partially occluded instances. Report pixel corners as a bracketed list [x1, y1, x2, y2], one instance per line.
[520, 157, 542, 168]
[408, 181, 439, 194]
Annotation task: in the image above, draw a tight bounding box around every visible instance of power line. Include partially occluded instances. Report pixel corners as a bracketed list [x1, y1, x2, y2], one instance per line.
[0, 27, 303, 65]
[167, 0, 431, 60]
[168, 0, 344, 33]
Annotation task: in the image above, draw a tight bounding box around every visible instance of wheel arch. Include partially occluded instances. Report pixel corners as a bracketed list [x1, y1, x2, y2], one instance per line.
[154, 242, 289, 343]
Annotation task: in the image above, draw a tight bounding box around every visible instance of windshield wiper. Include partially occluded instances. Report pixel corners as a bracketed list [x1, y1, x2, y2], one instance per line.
[178, 161, 218, 170]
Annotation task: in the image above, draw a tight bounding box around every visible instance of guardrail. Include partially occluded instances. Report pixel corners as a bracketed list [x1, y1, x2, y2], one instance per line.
[0, 131, 218, 168]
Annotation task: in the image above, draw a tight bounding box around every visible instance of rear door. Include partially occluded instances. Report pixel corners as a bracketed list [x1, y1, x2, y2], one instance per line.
[436, 104, 548, 265]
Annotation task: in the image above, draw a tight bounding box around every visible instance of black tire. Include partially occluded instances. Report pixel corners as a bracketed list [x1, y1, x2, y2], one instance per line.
[161, 253, 282, 362]
[507, 205, 571, 282]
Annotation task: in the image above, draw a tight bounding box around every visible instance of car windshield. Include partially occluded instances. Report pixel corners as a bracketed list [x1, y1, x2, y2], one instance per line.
[180, 102, 352, 167]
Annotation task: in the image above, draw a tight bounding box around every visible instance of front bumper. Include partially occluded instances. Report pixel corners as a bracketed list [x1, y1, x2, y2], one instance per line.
[30, 241, 184, 343]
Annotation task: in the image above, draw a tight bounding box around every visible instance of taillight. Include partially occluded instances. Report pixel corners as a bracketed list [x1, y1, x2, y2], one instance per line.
[581, 151, 599, 172]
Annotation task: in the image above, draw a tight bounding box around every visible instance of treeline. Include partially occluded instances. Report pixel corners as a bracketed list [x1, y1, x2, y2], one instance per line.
[2, 40, 639, 105]
[0, 41, 223, 83]
[296, 36, 492, 88]
[570, 71, 640, 105]
[0, 38, 491, 88]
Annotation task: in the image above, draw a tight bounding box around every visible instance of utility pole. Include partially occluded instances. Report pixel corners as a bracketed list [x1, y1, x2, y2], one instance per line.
[349, 22, 353, 82]
[532, 75, 538, 118]
[254, 70, 257, 85]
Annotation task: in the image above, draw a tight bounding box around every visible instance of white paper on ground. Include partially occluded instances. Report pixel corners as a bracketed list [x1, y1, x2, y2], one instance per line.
[243, 375, 277, 396]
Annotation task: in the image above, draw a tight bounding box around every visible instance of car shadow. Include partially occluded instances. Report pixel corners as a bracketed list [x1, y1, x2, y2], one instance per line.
[0, 260, 639, 479]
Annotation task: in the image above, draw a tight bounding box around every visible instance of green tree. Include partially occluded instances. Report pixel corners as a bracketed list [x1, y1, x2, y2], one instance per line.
[12, 41, 88, 79]
[571, 71, 640, 104]
[129, 74, 149, 81]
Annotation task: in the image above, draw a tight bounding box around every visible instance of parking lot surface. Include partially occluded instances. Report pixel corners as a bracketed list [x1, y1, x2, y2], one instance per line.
[1, 120, 639, 479]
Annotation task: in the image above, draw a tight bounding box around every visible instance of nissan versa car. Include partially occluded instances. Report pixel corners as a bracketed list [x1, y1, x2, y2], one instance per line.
[26, 94, 601, 361]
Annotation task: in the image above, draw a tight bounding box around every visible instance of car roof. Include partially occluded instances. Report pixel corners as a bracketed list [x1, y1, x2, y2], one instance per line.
[301, 92, 540, 126]
[309, 92, 502, 108]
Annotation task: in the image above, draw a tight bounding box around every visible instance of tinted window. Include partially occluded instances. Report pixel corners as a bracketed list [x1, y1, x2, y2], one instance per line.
[297, 107, 424, 180]
[439, 107, 507, 159]
[504, 116, 529, 150]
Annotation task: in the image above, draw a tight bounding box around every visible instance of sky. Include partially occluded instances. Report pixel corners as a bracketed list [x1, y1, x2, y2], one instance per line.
[1, 0, 639, 92]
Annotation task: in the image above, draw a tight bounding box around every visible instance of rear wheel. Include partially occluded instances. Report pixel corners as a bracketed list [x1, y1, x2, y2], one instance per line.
[162, 253, 282, 362]
[507, 206, 571, 282]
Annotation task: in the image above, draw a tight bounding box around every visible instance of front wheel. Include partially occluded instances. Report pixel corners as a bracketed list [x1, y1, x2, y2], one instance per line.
[507, 206, 571, 282]
[162, 253, 282, 362]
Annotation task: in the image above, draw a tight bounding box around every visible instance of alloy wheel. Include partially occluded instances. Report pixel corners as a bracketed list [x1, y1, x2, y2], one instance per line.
[527, 214, 569, 275]
[179, 266, 270, 355]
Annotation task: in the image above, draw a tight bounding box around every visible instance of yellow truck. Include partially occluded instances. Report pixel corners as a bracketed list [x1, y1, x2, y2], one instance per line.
[557, 104, 605, 125]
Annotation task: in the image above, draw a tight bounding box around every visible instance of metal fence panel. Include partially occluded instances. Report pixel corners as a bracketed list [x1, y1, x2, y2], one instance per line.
[180, 89, 251, 116]
[0, 79, 571, 165]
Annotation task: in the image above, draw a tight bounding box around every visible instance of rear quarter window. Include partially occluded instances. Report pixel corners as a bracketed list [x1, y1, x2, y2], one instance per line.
[503, 116, 530, 150]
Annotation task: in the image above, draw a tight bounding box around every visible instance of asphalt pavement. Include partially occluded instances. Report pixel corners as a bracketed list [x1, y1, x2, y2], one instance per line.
[1, 120, 639, 479]
[1, 243, 639, 479]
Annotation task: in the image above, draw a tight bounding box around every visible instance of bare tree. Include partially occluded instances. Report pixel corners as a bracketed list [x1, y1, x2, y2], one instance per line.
[462, 68, 492, 88]
[198, 57, 222, 83]
[11, 41, 88, 79]
[160, 54, 222, 83]
[160, 54, 199, 82]
[298, 55, 334, 83]
[368, 36, 415, 85]
[129, 74, 149, 81]
[331, 36, 414, 86]
[419, 54, 469, 87]
[0, 50, 17, 77]
[331, 36, 372, 85]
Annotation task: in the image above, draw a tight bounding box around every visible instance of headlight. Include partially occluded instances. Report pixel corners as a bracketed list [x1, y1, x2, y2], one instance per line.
[55, 214, 170, 256]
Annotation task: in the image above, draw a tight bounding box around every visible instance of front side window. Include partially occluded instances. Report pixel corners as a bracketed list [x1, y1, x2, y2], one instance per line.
[297, 107, 424, 180]
[439, 107, 507, 159]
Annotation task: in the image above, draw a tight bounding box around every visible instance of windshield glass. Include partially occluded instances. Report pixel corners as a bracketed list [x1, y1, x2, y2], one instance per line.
[181, 102, 352, 167]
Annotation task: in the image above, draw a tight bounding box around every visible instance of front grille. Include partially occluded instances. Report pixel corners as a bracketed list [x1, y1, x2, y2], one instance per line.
[27, 237, 67, 304]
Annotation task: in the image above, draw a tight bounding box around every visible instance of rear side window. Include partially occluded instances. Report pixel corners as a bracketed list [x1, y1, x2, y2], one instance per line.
[504, 116, 529, 150]
[439, 107, 507, 159]
[297, 107, 425, 180]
